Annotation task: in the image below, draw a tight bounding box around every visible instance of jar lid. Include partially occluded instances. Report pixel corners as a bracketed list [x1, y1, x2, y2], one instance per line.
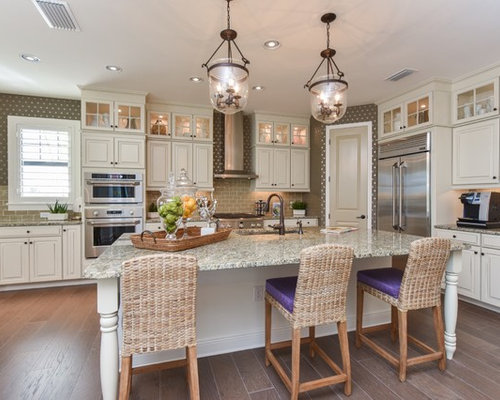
[176, 168, 196, 189]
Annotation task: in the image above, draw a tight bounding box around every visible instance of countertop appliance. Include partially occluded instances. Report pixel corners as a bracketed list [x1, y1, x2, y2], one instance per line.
[378, 132, 431, 237]
[85, 205, 143, 258]
[214, 213, 264, 229]
[457, 192, 500, 228]
[84, 172, 143, 204]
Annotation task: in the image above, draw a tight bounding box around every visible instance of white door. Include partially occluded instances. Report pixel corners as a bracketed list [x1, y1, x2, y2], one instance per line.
[172, 142, 193, 180]
[115, 137, 145, 168]
[193, 143, 213, 188]
[147, 140, 171, 188]
[290, 149, 309, 190]
[273, 148, 291, 189]
[82, 134, 114, 167]
[255, 147, 274, 188]
[30, 237, 62, 282]
[453, 119, 500, 185]
[457, 247, 481, 300]
[0, 238, 30, 284]
[62, 226, 82, 280]
[328, 125, 369, 228]
[481, 248, 500, 307]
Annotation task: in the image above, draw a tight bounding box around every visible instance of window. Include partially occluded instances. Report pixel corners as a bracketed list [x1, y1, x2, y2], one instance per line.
[8, 116, 80, 210]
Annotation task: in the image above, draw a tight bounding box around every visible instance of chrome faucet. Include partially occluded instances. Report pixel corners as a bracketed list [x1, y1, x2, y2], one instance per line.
[266, 193, 285, 235]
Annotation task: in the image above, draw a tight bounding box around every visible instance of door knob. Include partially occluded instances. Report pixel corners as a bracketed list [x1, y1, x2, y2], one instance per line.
[356, 215, 366, 219]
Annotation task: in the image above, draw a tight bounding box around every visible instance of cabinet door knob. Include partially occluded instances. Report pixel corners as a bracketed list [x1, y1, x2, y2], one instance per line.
[494, 108, 498, 111]
[63, 229, 67, 232]
[452, 234, 456, 238]
[493, 176, 497, 179]
[27, 230, 30, 234]
[193, 135, 197, 137]
[481, 252, 485, 256]
[24, 242, 27, 245]
[110, 162, 113, 165]
[474, 251, 478, 254]
[29, 242, 33, 244]
[291, 183, 294, 186]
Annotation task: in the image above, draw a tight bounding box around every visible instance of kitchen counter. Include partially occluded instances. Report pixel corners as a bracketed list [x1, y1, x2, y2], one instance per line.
[435, 224, 500, 235]
[0, 219, 82, 227]
[84, 228, 450, 279]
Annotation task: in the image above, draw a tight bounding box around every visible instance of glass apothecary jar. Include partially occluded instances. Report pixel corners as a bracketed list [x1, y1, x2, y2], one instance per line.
[157, 172, 183, 240]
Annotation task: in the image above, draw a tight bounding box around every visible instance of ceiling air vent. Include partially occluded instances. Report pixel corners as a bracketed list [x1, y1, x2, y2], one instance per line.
[32, 0, 80, 31]
[385, 68, 417, 82]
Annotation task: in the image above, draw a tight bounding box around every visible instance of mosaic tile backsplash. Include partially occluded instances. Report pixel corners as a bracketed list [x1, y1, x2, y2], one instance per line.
[0, 92, 81, 186]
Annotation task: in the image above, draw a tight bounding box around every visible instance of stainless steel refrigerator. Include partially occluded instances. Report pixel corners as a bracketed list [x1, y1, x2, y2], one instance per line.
[377, 132, 431, 237]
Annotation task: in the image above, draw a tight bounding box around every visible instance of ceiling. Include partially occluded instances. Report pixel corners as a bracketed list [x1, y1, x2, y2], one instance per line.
[2, 0, 500, 115]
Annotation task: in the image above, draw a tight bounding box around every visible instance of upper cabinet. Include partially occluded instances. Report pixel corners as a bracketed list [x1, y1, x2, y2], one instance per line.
[252, 113, 309, 148]
[452, 78, 499, 124]
[81, 90, 146, 134]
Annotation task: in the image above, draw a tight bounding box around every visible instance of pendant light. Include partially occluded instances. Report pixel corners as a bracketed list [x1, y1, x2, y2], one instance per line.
[304, 13, 348, 124]
[202, 0, 250, 115]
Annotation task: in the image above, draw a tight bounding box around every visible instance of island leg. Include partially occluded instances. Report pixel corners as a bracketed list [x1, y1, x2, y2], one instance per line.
[444, 250, 462, 360]
[97, 278, 120, 400]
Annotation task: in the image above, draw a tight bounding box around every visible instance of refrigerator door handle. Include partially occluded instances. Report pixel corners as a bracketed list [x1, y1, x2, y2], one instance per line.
[399, 160, 407, 231]
[392, 162, 399, 230]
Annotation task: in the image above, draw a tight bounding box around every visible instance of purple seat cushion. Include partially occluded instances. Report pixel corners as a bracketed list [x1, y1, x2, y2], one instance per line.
[357, 268, 404, 299]
[266, 276, 298, 313]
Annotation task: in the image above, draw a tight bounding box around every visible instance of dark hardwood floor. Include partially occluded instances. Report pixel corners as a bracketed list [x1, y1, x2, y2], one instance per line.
[1, 285, 500, 399]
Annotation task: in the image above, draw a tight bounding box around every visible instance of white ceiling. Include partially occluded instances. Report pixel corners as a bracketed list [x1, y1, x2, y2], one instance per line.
[2, 0, 500, 115]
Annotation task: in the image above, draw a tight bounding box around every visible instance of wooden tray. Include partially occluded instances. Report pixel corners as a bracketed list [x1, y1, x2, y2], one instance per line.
[130, 227, 232, 252]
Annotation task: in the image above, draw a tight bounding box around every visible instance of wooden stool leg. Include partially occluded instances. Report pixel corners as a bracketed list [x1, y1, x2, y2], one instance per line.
[186, 345, 200, 400]
[265, 298, 272, 367]
[291, 327, 301, 400]
[337, 321, 352, 396]
[355, 284, 364, 348]
[433, 305, 446, 371]
[391, 306, 398, 343]
[398, 310, 408, 382]
[118, 355, 132, 400]
[309, 326, 316, 358]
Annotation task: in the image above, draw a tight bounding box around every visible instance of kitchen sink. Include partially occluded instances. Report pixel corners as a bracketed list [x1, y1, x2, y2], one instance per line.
[235, 229, 301, 235]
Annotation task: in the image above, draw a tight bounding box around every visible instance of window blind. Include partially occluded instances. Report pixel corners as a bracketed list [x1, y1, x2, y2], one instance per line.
[19, 128, 70, 198]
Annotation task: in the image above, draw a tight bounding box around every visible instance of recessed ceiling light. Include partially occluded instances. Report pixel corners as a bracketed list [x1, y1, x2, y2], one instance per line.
[264, 40, 280, 50]
[189, 76, 203, 83]
[252, 85, 265, 91]
[20, 54, 40, 62]
[106, 65, 122, 72]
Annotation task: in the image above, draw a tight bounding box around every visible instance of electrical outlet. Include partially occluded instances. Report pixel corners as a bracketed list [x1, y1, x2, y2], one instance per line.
[289, 201, 294, 209]
[253, 285, 264, 302]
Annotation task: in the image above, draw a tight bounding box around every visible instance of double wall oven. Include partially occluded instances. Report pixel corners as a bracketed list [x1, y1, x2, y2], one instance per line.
[84, 173, 144, 258]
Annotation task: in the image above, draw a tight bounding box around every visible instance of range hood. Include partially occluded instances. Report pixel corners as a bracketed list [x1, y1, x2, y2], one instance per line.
[214, 112, 258, 179]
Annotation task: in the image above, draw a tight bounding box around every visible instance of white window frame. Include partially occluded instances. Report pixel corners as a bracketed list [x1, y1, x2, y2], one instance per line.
[8, 116, 81, 211]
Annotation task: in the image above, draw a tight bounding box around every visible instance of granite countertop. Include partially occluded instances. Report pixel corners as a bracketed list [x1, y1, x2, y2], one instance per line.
[0, 219, 82, 227]
[435, 224, 500, 236]
[145, 215, 320, 223]
[84, 228, 462, 280]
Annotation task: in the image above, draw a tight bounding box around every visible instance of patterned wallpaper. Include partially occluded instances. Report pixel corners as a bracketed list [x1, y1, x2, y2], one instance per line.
[0, 93, 81, 185]
[303, 104, 378, 227]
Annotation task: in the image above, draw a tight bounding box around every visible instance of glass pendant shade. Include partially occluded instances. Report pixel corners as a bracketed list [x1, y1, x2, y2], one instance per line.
[208, 58, 249, 115]
[309, 76, 348, 123]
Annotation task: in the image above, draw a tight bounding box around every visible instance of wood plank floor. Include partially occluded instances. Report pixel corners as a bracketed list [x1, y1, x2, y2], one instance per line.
[1, 285, 500, 399]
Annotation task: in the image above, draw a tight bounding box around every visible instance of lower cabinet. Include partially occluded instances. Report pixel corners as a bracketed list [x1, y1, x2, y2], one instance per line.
[0, 224, 82, 285]
[458, 247, 481, 300]
[481, 247, 500, 307]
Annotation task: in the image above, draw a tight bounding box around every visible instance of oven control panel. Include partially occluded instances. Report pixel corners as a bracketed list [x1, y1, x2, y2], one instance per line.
[85, 206, 143, 219]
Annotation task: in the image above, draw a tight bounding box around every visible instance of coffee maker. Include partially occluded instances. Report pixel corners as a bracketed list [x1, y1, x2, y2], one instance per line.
[457, 192, 500, 228]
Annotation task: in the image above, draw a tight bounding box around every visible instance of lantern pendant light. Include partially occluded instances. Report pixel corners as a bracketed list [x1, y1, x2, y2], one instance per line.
[202, 0, 250, 114]
[305, 13, 348, 124]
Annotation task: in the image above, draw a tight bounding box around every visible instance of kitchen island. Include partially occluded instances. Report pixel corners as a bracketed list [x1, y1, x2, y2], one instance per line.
[84, 228, 463, 400]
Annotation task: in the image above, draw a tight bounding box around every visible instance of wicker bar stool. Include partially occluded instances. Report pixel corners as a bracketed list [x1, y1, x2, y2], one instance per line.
[355, 237, 451, 382]
[118, 254, 199, 400]
[265, 244, 354, 399]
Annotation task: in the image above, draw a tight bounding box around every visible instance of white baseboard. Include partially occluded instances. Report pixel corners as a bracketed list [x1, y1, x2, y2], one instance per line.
[457, 295, 500, 314]
[0, 279, 96, 292]
[132, 309, 390, 367]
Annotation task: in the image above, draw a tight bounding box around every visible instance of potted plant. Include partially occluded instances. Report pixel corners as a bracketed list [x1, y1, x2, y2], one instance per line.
[47, 200, 68, 221]
[147, 202, 159, 219]
[291, 201, 307, 217]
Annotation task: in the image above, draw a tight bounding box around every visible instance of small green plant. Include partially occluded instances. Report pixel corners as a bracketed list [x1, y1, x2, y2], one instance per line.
[291, 201, 307, 210]
[48, 200, 68, 214]
[148, 202, 158, 212]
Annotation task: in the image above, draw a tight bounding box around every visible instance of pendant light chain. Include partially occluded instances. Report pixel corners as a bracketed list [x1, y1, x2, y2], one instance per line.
[227, 0, 231, 29]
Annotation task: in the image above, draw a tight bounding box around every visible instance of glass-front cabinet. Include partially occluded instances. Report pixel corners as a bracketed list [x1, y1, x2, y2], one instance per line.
[256, 121, 290, 145]
[453, 79, 498, 124]
[291, 124, 309, 147]
[171, 113, 212, 141]
[381, 105, 403, 137]
[172, 114, 192, 139]
[406, 95, 430, 129]
[82, 99, 144, 133]
[116, 103, 142, 131]
[194, 115, 213, 141]
[148, 111, 171, 136]
[83, 100, 113, 131]
[257, 121, 274, 145]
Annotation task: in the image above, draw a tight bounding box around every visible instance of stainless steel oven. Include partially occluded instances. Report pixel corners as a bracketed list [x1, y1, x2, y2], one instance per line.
[85, 206, 143, 258]
[84, 172, 143, 204]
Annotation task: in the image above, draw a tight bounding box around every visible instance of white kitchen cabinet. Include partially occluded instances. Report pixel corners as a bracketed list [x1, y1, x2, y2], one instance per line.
[458, 247, 481, 300]
[290, 149, 310, 191]
[274, 148, 291, 189]
[291, 124, 309, 147]
[147, 140, 171, 188]
[172, 113, 213, 141]
[145, 222, 163, 232]
[380, 94, 432, 138]
[172, 141, 193, 182]
[255, 147, 290, 190]
[0, 239, 30, 284]
[62, 225, 82, 280]
[193, 143, 213, 188]
[255, 120, 290, 146]
[452, 118, 499, 185]
[83, 133, 145, 169]
[30, 236, 62, 282]
[481, 247, 500, 307]
[453, 78, 499, 124]
[148, 111, 172, 136]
